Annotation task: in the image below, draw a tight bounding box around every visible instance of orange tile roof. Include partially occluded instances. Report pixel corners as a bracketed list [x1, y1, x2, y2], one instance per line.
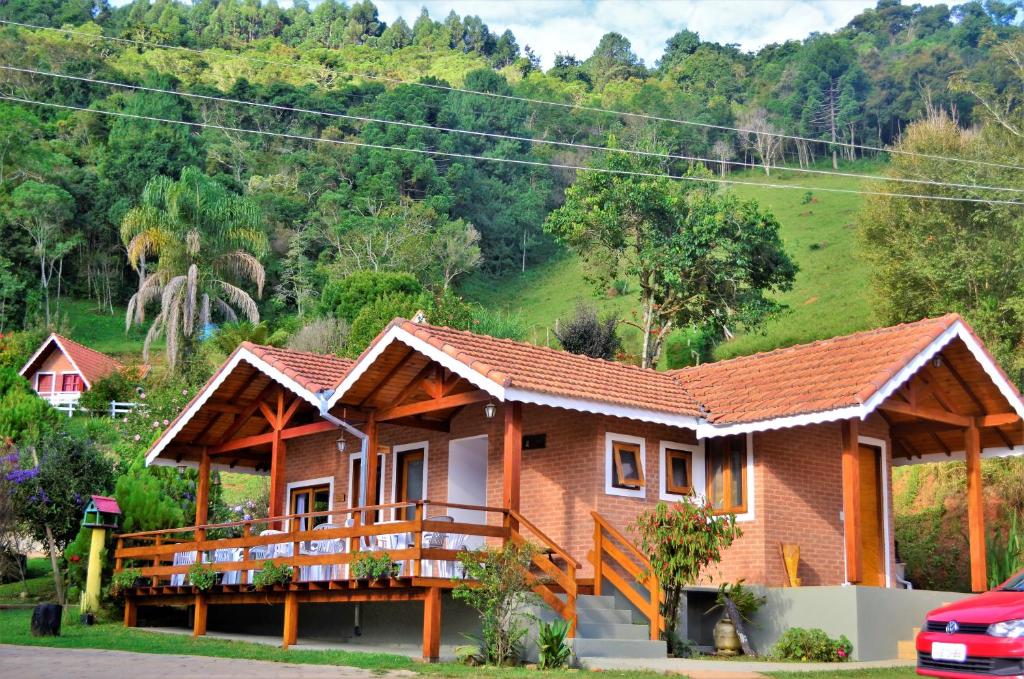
[51, 334, 124, 386]
[393, 320, 704, 418]
[677, 314, 964, 425]
[241, 343, 353, 394]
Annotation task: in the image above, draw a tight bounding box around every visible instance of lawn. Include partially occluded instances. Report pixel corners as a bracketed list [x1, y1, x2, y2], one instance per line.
[460, 160, 883, 363]
[0, 557, 55, 604]
[60, 298, 159, 360]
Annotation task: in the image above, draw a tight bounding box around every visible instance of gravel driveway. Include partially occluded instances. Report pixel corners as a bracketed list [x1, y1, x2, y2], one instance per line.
[0, 645, 418, 679]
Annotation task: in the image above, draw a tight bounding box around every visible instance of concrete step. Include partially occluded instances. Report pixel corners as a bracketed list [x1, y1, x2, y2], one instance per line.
[573, 638, 667, 659]
[576, 621, 651, 640]
[574, 595, 619, 610]
[574, 606, 634, 625]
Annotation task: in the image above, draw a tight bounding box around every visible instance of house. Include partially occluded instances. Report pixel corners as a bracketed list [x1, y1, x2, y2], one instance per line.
[119, 313, 1024, 661]
[19, 333, 125, 413]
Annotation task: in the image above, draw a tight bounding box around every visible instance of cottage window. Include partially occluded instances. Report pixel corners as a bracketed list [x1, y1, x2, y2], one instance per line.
[707, 435, 747, 515]
[664, 448, 693, 495]
[36, 372, 54, 393]
[394, 446, 426, 520]
[611, 441, 644, 489]
[61, 373, 82, 392]
[289, 482, 331, 532]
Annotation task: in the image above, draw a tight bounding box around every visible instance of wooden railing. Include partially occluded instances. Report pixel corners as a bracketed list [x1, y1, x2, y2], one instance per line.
[113, 500, 580, 632]
[508, 510, 579, 637]
[588, 511, 663, 641]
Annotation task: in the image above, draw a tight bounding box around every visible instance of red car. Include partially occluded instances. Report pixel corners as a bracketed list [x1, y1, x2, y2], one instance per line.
[917, 571, 1024, 677]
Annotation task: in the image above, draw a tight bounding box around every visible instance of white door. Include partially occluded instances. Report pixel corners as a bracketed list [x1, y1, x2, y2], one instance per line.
[447, 436, 488, 548]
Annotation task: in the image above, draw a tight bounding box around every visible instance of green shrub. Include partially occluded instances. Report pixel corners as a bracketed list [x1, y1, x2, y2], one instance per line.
[347, 292, 425, 356]
[713, 579, 766, 622]
[320, 271, 423, 322]
[108, 568, 143, 599]
[988, 511, 1024, 588]
[470, 308, 526, 341]
[252, 561, 293, 588]
[772, 627, 852, 662]
[187, 563, 217, 591]
[537, 618, 572, 669]
[351, 553, 398, 580]
[78, 366, 146, 413]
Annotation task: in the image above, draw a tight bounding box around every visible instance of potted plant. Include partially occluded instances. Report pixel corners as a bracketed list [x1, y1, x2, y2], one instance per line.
[351, 553, 398, 581]
[710, 579, 766, 656]
[108, 568, 145, 600]
[252, 561, 293, 589]
[187, 563, 217, 591]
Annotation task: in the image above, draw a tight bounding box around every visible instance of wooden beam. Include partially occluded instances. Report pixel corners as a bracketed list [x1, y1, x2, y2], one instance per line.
[217, 381, 278, 444]
[938, 352, 987, 413]
[210, 420, 339, 455]
[279, 396, 304, 430]
[841, 419, 862, 584]
[282, 591, 298, 649]
[193, 593, 207, 637]
[205, 402, 246, 415]
[389, 416, 451, 433]
[364, 413, 379, 525]
[965, 421, 987, 592]
[930, 432, 952, 457]
[269, 428, 285, 523]
[391, 362, 438, 407]
[978, 412, 1021, 428]
[890, 421, 961, 438]
[377, 390, 491, 422]
[879, 400, 971, 427]
[258, 400, 279, 430]
[359, 347, 415, 408]
[422, 586, 441, 662]
[504, 402, 522, 526]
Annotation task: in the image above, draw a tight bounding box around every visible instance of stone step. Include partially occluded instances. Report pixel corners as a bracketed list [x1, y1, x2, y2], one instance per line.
[573, 594, 619, 610]
[573, 638, 668, 660]
[574, 606, 634, 625]
[576, 621, 651, 641]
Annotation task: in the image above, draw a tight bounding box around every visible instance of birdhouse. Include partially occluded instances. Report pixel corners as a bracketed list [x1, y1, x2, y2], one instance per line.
[81, 495, 121, 529]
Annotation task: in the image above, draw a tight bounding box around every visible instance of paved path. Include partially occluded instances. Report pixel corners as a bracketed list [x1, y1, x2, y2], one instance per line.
[0, 645, 418, 679]
[584, 656, 916, 674]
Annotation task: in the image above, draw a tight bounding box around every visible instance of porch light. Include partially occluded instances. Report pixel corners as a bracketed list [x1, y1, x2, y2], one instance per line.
[336, 437, 346, 454]
[483, 401, 497, 419]
[212, 471, 221, 488]
[176, 463, 186, 476]
[932, 356, 943, 368]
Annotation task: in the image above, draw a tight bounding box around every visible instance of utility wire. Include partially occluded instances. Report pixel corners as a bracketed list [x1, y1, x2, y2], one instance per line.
[3, 17, 1024, 173]
[4, 92, 1024, 207]
[4, 64, 1023, 196]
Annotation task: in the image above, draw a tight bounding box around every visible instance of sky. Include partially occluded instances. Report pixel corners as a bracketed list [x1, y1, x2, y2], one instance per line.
[373, 0, 946, 68]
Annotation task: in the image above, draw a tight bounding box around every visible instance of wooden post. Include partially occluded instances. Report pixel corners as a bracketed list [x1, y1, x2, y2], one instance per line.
[841, 418, 862, 584]
[240, 523, 250, 585]
[196, 448, 211, 541]
[282, 591, 299, 649]
[422, 586, 441, 662]
[364, 413, 378, 525]
[965, 420, 987, 592]
[503, 402, 522, 529]
[193, 593, 207, 637]
[123, 596, 137, 628]
[151, 535, 162, 587]
[593, 521, 603, 596]
[413, 502, 423, 577]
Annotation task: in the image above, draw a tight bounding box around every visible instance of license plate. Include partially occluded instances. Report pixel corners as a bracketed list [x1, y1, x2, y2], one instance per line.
[932, 642, 968, 662]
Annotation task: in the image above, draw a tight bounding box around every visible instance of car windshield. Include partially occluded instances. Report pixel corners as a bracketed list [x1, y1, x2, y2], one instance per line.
[999, 572, 1024, 591]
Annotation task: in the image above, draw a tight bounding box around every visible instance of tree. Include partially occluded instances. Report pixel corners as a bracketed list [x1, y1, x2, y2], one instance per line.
[6, 181, 78, 325]
[659, 29, 701, 71]
[712, 139, 735, 177]
[121, 166, 268, 371]
[738, 108, 782, 176]
[631, 501, 740, 653]
[430, 219, 481, 291]
[319, 270, 423, 322]
[555, 302, 621, 360]
[585, 32, 646, 87]
[544, 142, 796, 368]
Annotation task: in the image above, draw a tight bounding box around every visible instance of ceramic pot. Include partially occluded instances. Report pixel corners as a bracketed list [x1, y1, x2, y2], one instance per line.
[713, 616, 741, 656]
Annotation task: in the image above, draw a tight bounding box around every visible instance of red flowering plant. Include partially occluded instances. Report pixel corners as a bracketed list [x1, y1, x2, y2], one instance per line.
[630, 499, 741, 654]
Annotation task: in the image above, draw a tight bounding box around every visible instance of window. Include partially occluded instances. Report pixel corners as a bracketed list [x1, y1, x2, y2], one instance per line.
[395, 447, 425, 520]
[349, 452, 386, 522]
[289, 482, 331, 532]
[61, 373, 82, 392]
[664, 448, 693, 495]
[707, 435, 747, 515]
[612, 441, 644, 489]
[36, 373, 54, 393]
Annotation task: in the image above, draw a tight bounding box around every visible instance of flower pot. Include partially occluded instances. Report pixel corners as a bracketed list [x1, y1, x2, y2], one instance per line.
[713, 616, 742, 656]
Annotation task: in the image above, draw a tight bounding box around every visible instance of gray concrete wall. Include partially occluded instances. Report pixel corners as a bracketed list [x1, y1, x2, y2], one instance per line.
[746, 586, 970, 661]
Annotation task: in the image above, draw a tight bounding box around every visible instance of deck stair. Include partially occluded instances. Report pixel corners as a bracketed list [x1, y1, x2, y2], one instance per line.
[571, 594, 668, 661]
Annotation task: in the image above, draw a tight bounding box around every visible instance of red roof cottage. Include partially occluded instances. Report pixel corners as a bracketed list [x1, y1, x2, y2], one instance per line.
[20, 333, 124, 413]
[120, 313, 1024, 661]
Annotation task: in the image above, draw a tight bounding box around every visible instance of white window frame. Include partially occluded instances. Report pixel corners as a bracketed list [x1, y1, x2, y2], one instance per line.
[659, 440, 704, 502]
[347, 451, 387, 512]
[390, 441, 429, 521]
[699, 432, 756, 523]
[604, 432, 647, 499]
[285, 476, 334, 531]
[35, 371, 56, 393]
[58, 371, 81, 393]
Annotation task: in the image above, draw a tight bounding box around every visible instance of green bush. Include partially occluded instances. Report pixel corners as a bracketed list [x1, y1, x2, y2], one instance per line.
[347, 292, 425, 356]
[252, 561, 293, 588]
[351, 553, 398, 580]
[713, 579, 766, 622]
[320, 271, 423, 322]
[470, 308, 526, 341]
[537, 618, 572, 669]
[772, 627, 853, 662]
[187, 563, 217, 591]
[78, 366, 146, 413]
[107, 568, 143, 599]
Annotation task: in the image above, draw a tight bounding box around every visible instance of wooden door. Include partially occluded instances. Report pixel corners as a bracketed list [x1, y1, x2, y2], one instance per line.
[858, 444, 886, 586]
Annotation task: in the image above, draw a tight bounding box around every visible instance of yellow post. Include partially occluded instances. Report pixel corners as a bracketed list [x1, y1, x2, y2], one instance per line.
[81, 526, 107, 615]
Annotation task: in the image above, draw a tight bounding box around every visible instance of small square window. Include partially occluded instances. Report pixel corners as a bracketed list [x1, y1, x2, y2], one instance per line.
[612, 441, 644, 489]
[665, 448, 692, 495]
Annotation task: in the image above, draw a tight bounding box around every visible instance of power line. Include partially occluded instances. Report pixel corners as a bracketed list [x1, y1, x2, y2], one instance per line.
[4, 17, 1024, 173]
[5, 64, 1023, 196]
[4, 92, 1024, 207]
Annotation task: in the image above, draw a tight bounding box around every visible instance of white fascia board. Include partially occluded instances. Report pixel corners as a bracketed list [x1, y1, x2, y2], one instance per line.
[19, 334, 60, 377]
[504, 387, 701, 429]
[696, 405, 867, 439]
[144, 347, 319, 466]
[149, 456, 268, 475]
[49, 335, 93, 389]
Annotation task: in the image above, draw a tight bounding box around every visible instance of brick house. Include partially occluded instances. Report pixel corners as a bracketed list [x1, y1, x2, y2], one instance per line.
[124, 313, 1024, 659]
[20, 333, 125, 412]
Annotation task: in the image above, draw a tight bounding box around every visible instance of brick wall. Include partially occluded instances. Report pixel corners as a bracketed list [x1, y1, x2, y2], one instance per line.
[277, 404, 892, 587]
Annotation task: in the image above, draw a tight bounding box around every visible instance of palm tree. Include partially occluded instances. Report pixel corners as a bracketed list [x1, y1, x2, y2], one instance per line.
[121, 166, 269, 370]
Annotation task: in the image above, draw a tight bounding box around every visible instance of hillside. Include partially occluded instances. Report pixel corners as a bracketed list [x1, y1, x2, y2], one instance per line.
[460, 162, 878, 362]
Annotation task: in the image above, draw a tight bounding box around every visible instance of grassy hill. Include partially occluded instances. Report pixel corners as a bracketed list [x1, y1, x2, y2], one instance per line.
[461, 161, 881, 362]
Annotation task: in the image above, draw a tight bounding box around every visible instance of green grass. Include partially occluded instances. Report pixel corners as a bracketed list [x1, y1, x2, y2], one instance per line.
[766, 670, 915, 679]
[461, 161, 882, 363]
[0, 558, 55, 604]
[59, 299, 156, 360]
